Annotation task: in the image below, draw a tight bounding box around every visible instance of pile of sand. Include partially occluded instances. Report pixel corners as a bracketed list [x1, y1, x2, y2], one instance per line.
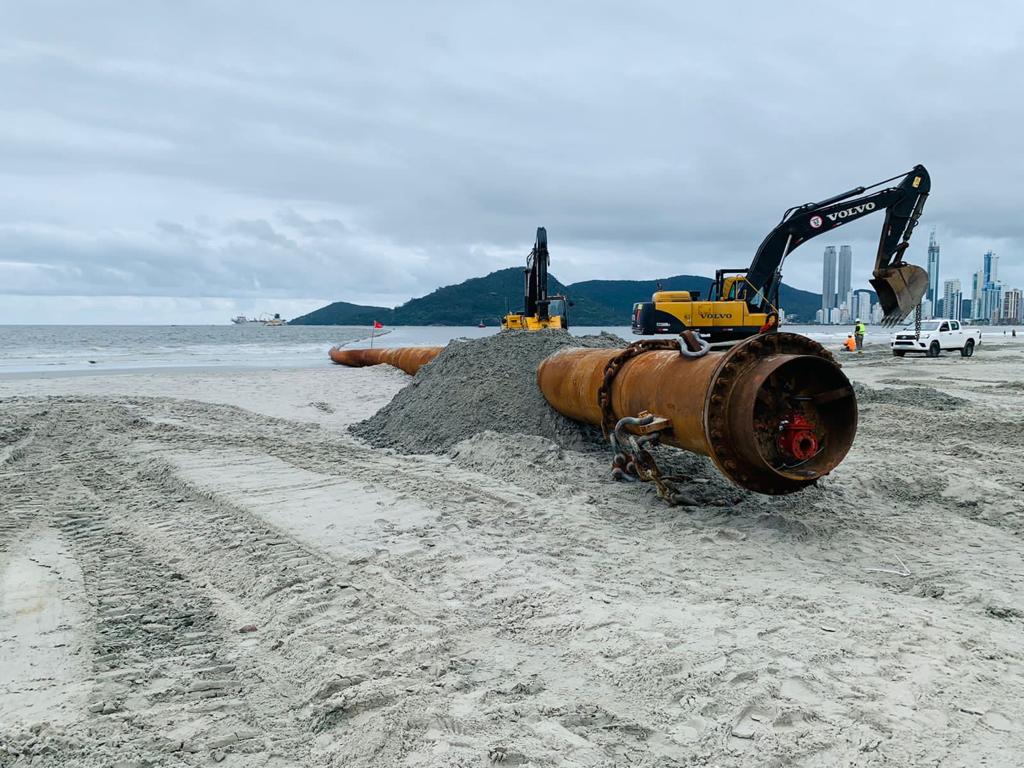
[350, 330, 625, 453]
[852, 381, 967, 410]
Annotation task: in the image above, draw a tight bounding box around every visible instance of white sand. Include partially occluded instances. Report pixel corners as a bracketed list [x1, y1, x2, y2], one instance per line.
[1, 340, 1023, 766]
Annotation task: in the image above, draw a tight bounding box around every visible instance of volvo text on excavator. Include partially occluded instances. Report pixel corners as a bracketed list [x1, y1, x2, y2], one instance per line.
[502, 227, 571, 331]
[632, 165, 931, 342]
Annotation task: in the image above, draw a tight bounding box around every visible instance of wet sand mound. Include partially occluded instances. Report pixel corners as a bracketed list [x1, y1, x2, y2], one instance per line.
[350, 330, 625, 453]
[852, 381, 967, 410]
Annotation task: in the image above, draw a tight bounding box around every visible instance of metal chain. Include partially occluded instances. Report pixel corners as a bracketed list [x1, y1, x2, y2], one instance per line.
[600, 334, 712, 506]
[598, 332, 709, 436]
[610, 416, 696, 506]
[915, 302, 922, 341]
[597, 339, 681, 437]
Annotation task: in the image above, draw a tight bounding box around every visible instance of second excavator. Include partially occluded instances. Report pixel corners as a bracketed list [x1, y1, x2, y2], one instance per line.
[502, 227, 570, 331]
[632, 165, 931, 341]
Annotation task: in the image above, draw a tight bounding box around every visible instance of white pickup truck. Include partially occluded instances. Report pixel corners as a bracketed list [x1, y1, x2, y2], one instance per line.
[890, 319, 981, 357]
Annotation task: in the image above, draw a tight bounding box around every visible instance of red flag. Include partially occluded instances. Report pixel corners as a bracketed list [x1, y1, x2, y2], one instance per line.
[373, 320, 384, 329]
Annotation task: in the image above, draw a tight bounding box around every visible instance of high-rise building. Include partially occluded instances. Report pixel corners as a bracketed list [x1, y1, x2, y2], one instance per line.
[981, 282, 1002, 323]
[943, 279, 962, 321]
[1002, 289, 1022, 324]
[984, 284, 1003, 324]
[837, 245, 852, 302]
[971, 270, 983, 320]
[926, 230, 940, 308]
[962, 298, 973, 320]
[870, 302, 883, 324]
[822, 246, 837, 316]
[853, 291, 872, 325]
[984, 251, 999, 285]
[977, 251, 1003, 324]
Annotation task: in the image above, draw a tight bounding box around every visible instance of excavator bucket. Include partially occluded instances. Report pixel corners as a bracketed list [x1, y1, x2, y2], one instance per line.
[870, 264, 929, 326]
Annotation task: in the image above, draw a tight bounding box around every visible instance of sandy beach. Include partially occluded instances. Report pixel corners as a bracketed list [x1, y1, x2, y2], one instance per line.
[2, 337, 1024, 767]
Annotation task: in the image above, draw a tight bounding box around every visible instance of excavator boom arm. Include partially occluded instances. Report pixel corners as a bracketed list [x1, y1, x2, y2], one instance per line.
[523, 227, 549, 319]
[743, 165, 930, 323]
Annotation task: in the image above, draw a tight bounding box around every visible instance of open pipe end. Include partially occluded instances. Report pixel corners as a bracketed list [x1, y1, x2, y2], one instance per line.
[709, 333, 858, 494]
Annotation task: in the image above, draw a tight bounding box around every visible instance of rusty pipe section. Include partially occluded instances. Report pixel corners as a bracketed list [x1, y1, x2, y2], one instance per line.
[328, 346, 443, 375]
[537, 332, 857, 494]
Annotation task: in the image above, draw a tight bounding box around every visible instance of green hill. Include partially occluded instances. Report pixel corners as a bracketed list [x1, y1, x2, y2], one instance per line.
[290, 268, 821, 325]
[395, 269, 564, 326]
[287, 300, 392, 326]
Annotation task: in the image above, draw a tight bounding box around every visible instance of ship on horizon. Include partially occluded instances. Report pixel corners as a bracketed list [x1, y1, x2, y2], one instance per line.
[231, 313, 287, 325]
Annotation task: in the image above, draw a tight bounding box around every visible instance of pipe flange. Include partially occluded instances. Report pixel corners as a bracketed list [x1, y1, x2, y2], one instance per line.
[704, 332, 847, 495]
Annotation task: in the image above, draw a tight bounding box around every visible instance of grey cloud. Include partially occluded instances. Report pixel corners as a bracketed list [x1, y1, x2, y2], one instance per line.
[2, 1, 1022, 321]
[225, 219, 298, 250]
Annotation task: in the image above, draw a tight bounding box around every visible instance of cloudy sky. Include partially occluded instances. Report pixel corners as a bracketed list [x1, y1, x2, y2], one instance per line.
[2, 1, 1021, 323]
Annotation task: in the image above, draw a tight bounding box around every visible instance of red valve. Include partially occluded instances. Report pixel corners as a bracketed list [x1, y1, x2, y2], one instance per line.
[777, 413, 818, 462]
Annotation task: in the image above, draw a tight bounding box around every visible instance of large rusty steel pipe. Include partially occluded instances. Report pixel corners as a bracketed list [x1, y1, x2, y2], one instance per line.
[329, 346, 443, 375]
[537, 332, 857, 494]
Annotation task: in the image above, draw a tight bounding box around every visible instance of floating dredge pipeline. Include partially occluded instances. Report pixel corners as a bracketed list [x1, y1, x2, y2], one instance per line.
[328, 345, 443, 375]
[331, 332, 857, 495]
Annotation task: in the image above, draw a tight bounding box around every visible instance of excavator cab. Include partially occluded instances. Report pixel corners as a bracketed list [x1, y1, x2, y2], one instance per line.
[546, 296, 569, 325]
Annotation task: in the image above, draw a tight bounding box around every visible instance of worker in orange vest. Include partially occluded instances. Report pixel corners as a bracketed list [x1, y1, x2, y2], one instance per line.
[843, 335, 857, 352]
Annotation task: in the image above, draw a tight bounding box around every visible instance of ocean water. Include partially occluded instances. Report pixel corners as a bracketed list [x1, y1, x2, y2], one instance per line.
[0, 324, 504, 374]
[0, 323, 1011, 375]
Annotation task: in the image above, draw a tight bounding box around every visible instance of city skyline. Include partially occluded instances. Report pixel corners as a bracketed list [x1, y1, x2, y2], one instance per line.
[815, 235, 1020, 324]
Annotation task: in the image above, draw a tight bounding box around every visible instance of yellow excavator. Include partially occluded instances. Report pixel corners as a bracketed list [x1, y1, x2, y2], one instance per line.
[632, 165, 931, 342]
[502, 227, 570, 331]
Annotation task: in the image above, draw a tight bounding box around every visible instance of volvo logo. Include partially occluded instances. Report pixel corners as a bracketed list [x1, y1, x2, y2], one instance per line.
[827, 202, 876, 222]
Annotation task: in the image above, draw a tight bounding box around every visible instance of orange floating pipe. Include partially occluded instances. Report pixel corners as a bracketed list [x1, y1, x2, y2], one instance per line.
[536, 333, 857, 494]
[329, 346, 443, 375]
